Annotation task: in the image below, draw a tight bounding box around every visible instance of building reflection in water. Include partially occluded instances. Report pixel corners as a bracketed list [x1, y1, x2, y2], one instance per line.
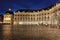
[2, 25, 12, 40]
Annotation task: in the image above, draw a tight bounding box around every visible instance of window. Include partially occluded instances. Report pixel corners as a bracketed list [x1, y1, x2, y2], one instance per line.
[23, 15, 24, 16]
[45, 13, 46, 15]
[48, 16, 49, 19]
[15, 15, 17, 16]
[15, 18, 16, 20]
[18, 15, 19, 16]
[20, 15, 22, 16]
[39, 17, 41, 21]
[42, 14, 43, 15]
[48, 13, 49, 15]
[31, 15, 32, 16]
[37, 15, 38, 16]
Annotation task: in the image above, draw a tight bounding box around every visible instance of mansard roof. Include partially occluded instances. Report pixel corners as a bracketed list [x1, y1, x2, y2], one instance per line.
[15, 9, 39, 12]
[5, 11, 13, 14]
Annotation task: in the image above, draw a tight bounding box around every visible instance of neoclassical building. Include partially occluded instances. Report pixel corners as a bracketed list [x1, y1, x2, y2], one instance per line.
[3, 8, 13, 24]
[13, 3, 60, 25]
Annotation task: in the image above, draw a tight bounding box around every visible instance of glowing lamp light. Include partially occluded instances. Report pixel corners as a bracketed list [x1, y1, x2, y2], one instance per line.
[19, 22, 39, 24]
[19, 22, 23, 24]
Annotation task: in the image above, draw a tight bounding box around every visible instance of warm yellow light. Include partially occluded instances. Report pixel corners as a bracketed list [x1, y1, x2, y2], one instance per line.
[19, 22, 23, 24]
[19, 22, 39, 24]
[14, 21, 17, 24]
[4, 18, 11, 20]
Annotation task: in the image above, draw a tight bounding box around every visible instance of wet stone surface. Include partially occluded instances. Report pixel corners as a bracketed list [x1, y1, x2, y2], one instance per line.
[0, 24, 60, 40]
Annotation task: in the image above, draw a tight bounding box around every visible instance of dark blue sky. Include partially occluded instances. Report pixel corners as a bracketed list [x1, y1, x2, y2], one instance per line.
[0, 0, 59, 14]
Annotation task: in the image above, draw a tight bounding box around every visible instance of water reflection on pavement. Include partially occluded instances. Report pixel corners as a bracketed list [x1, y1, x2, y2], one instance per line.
[2, 25, 12, 40]
[0, 24, 60, 40]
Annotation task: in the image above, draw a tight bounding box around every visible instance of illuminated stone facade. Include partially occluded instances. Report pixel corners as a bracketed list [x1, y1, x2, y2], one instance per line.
[14, 10, 52, 25]
[7, 4, 57, 25]
[3, 14, 13, 24]
[13, 3, 60, 25]
[3, 9, 13, 24]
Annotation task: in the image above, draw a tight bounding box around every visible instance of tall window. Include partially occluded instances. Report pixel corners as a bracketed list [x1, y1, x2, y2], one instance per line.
[48, 16, 49, 21]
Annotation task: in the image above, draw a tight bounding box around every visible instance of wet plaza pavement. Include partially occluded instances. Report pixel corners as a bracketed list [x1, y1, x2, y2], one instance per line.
[0, 24, 60, 40]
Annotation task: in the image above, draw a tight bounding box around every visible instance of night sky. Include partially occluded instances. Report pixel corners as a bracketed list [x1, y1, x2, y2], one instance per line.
[0, 0, 59, 14]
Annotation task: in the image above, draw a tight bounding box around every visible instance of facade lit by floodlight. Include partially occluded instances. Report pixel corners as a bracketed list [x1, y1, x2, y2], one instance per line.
[13, 3, 60, 25]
